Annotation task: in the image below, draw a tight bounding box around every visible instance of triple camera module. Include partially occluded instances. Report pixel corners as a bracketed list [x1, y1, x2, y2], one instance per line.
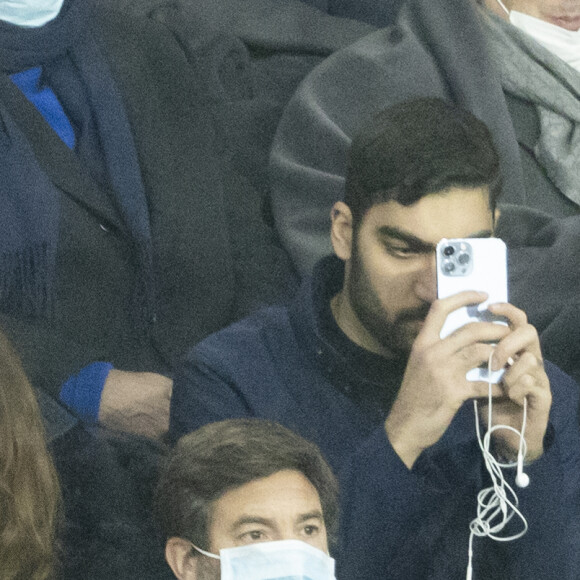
[439, 240, 473, 276]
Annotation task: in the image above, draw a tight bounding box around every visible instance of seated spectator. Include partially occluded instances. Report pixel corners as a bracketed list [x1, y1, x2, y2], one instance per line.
[0, 327, 171, 579]
[170, 99, 580, 579]
[156, 418, 338, 579]
[0, 0, 297, 438]
[268, 0, 518, 275]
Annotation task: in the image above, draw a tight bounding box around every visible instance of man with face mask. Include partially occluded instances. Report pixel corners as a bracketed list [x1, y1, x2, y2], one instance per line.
[156, 419, 338, 580]
[170, 98, 580, 579]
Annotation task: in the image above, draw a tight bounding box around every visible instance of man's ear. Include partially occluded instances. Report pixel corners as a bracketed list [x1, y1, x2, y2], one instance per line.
[330, 202, 353, 261]
[494, 207, 501, 226]
[165, 537, 199, 580]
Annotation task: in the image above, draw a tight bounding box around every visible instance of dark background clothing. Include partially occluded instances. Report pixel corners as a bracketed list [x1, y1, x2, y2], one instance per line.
[298, 0, 404, 27]
[105, 0, 376, 207]
[38, 389, 172, 579]
[0, 4, 297, 397]
[494, 207, 580, 386]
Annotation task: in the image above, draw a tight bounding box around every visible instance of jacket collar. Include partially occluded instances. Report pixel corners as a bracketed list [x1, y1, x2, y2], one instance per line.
[288, 255, 349, 378]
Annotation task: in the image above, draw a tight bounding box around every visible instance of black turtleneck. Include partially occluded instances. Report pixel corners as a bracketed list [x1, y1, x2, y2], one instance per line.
[315, 256, 407, 416]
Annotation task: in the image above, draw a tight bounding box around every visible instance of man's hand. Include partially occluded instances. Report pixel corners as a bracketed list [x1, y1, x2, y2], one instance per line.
[481, 302, 551, 463]
[98, 370, 173, 440]
[385, 291, 512, 469]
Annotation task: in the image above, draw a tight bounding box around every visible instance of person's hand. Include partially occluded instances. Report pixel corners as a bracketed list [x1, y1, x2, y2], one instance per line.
[385, 291, 511, 469]
[98, 370, 173, 440]
[481, 302, 551, 464]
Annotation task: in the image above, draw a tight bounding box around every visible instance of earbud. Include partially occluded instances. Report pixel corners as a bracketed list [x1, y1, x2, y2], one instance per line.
[516, 472, 529, 488]
[516, 453, 529, 488]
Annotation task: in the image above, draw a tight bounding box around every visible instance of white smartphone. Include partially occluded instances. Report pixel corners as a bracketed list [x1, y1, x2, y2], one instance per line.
[436, 238, 508, 383]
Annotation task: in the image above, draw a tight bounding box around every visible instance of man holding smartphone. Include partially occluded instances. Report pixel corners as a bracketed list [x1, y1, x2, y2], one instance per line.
[170, 99, 580, 579]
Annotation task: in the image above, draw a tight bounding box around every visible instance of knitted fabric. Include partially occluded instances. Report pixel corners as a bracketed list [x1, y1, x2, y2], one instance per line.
[483, 10, 580, 207]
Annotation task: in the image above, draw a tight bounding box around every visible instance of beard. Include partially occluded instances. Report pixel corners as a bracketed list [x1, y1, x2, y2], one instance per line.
[347, 243, 430, 357]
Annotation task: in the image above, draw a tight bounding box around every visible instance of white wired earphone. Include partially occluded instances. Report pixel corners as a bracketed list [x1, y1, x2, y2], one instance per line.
[466, 352, 529, 580]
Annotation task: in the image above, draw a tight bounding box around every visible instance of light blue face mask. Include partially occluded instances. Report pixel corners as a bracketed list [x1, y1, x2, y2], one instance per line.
[0, 0, 65, 27]
[192, 539, 336, 580]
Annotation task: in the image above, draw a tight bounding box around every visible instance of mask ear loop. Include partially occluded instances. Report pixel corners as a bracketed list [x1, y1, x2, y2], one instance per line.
[190, 543, 221, 560]
[466, 351, 528, 580]
[495, 0, 510, 16]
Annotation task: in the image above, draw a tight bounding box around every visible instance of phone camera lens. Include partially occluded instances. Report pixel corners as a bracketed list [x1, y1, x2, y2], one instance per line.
[443, 246, 455, 257]
[443, 261, 455, 273]
[457, 252, 470, 265]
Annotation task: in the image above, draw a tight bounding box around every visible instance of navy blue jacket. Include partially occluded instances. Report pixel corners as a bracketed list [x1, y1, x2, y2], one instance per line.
[171, 257, 580, 580]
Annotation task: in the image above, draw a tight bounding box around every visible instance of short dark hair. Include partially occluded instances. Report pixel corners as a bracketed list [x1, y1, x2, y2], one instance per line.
[155, 419, 339, 550]
[344, 98, 502, 226]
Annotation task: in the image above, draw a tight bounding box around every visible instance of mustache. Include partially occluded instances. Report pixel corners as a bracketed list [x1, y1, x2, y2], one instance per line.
[395, 304, 431, 324]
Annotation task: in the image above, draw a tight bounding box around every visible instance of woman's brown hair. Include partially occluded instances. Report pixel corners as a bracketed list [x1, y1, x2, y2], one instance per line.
[0, 330, 61, 579]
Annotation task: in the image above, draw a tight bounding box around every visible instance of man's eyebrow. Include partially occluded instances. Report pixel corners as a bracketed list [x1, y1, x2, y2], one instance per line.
[376, 226, 436, 252]
[296, 510, 324, 524]
[229, 511, 324, 532]
[231, 516, 274, 531]
[377, 226, 494, 250]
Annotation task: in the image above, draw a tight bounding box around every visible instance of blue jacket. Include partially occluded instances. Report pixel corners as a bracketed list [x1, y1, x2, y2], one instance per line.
[171, 256, 580, 580]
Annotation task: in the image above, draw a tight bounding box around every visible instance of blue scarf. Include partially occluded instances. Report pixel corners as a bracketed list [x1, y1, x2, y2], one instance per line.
[10, 67, 76, 148]
[0, 0, 154, 324]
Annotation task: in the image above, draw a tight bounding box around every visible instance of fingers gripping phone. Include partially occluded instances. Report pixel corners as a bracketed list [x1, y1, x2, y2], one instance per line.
[436, 238, 508, 383]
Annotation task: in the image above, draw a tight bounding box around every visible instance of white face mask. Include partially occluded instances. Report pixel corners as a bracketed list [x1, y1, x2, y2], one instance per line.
[499, 5, 580, 73]
[0, 0, 65, 28]
[193, 539, 336, 580]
